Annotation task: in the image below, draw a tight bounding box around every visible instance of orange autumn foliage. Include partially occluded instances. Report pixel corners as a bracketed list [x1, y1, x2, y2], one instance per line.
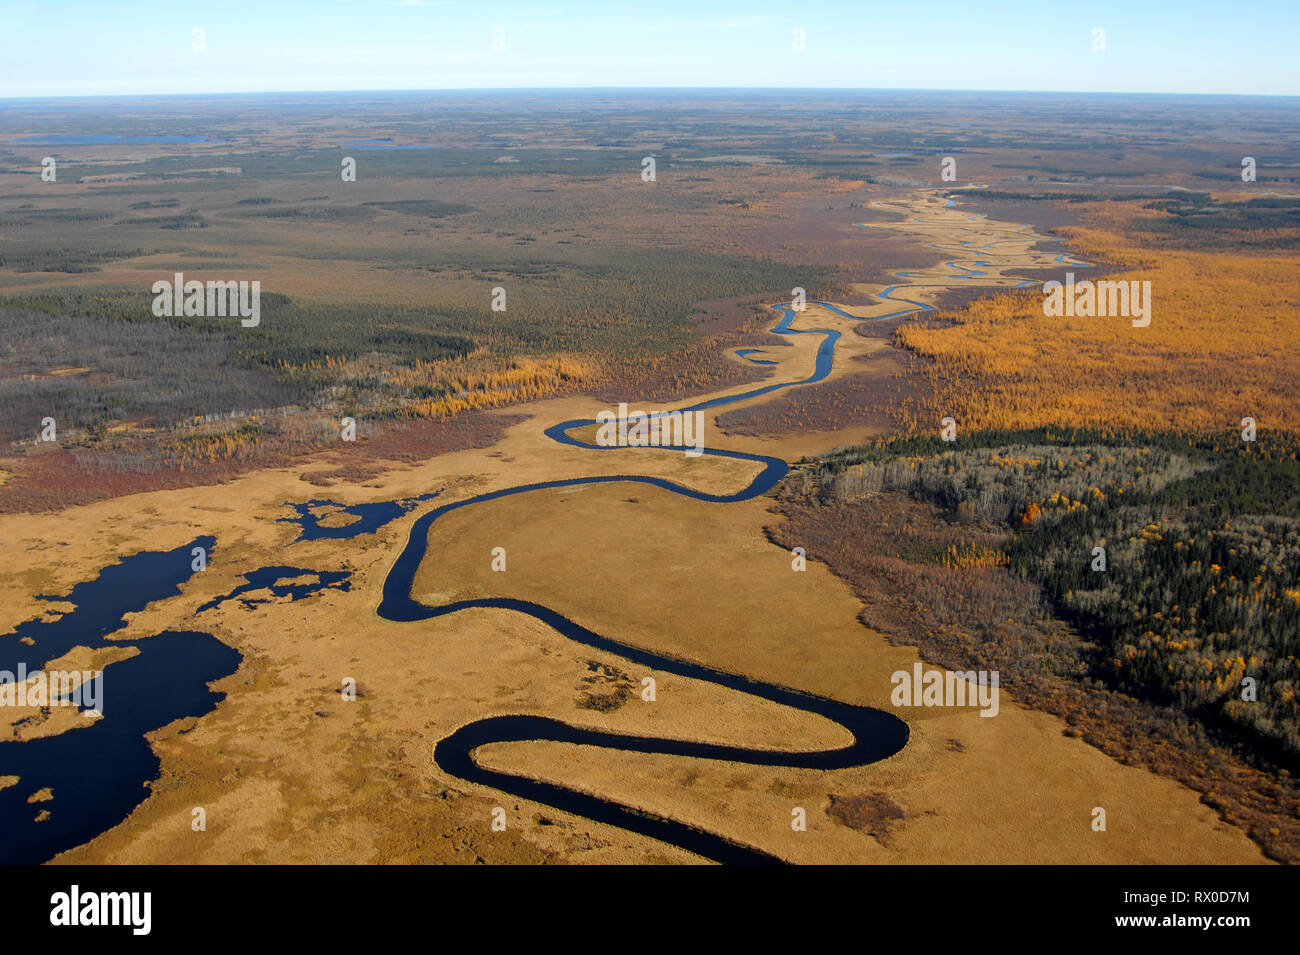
[895, 201, 1300, 437]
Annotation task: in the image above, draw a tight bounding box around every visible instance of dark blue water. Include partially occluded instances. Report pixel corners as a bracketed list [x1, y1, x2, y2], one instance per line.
[4, 537, 215, 672]
[0, 632, 240, 865]
[735, 348, 778, 366]
[0, 539, 240, 864]
[197, 566, 351, 613]
[278, 492, 440, 542]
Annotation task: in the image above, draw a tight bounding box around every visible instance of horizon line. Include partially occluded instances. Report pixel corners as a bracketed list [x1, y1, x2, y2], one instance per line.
[2, 85, 1298, 103]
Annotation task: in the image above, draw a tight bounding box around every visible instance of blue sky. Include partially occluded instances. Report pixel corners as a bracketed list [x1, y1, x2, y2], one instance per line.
[1, 1, 1296, 98]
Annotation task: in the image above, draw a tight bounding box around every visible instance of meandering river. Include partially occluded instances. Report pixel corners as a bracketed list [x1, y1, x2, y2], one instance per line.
[376, 293, 951, 863]
[376, 207, 1091, 862]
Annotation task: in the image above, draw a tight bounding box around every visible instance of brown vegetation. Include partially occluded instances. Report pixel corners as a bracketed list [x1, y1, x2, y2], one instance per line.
[826, 791, 908, 844]
[0, 410, 524, 513]
[717, 348, 916, 437]
[769, 485, 1300, 864]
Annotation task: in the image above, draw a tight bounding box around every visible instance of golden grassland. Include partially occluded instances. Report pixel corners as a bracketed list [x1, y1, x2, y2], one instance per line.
[895, 200, 1300, 436]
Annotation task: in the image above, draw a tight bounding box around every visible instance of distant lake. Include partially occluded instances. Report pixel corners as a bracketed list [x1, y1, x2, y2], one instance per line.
[16, 135, 214, 144]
